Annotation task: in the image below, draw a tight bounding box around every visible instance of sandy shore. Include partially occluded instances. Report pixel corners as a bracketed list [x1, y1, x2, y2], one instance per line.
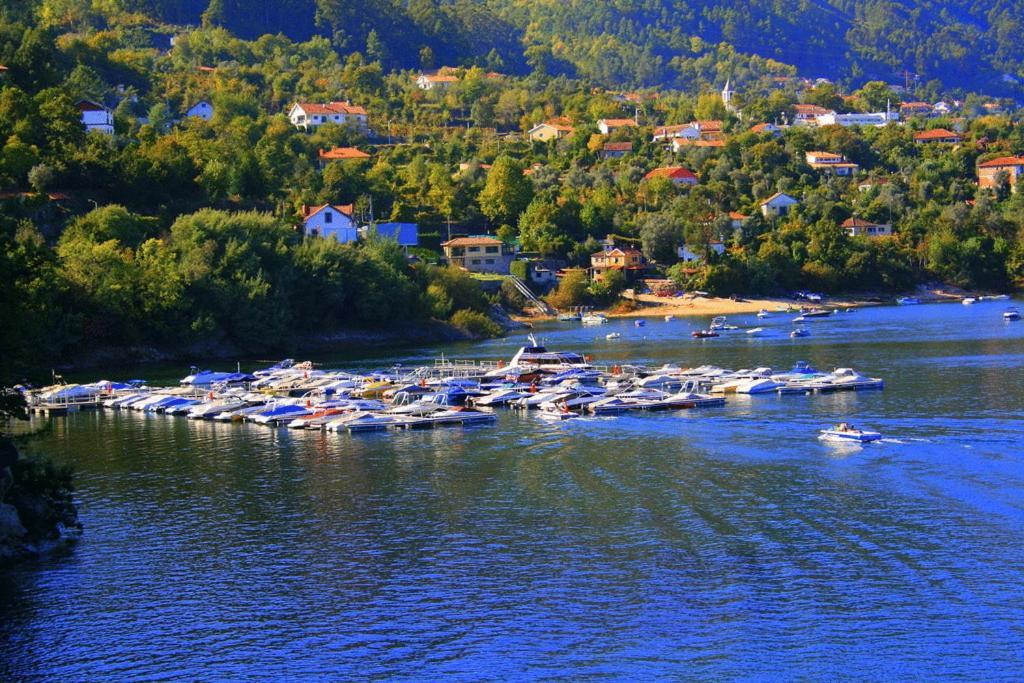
[515, 294, 857, 323]
[512, 286, 986, 324]
[608, 294, 810, 319]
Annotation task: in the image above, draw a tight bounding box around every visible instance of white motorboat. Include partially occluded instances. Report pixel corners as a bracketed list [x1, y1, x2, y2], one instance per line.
[484, 335, 591, 377]
[735, 377, 785, 394]
[1003, 307, 1020, 321]
[710, 316, 738, 330]
[472, 387, 530, 407]
[746, 327, 765, 337]
[757, 309, 770, 318]
[606, 332, 621, 340]
[325, 411, 399, 432]
[792, 309, 832, 322]
[962, 297, 976, 305]
[790, 328, 810, 338]
[664, 315, 674, 322]
[581, 313, 608, 325]
[808, 368, 884, 392]
[819, 423, 881, 443]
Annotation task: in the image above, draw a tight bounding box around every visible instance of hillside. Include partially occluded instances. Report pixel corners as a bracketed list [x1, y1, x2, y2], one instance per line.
[11, 0, 1023, 94]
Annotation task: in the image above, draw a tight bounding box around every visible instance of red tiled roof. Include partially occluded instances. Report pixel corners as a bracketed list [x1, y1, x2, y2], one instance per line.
[978, 156, 1024, 168]
[198, 65, 216, 73]
[318, 147, 370, 160]
[728, 211, 750, 220]
[644, 166, 697, 182]
[600, 118, 638, 127]
[302, 204, 354, 220]
[603, 142, 633, 151]
[841, 217, 884, 228]
[0, 64, 8, 72]
[77, 100, 105, 112]
[914, 128, 962, 141]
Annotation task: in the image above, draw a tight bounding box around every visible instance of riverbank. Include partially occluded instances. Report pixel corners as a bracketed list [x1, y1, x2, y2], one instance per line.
[41, 316, 526, 375]
[0, 440, 81, 568]
[512, 284, 993, 323]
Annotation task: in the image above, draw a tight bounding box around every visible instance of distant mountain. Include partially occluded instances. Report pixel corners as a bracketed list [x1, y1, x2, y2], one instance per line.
[47, 0, 1024, 94]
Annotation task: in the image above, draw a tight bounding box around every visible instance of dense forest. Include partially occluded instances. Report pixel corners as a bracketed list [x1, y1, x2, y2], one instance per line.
[1, 0, 1024, 378]
[8, 0, 1024, 94]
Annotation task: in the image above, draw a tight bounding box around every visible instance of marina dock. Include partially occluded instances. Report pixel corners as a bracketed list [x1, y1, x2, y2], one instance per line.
[21, 339, 886, 434]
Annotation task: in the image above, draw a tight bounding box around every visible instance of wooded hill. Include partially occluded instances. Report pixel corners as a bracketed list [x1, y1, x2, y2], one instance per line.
[10, 0, 1024, 94]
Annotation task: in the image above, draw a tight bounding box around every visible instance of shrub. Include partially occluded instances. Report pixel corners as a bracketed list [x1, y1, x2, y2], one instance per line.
[450, 309, 502, 338]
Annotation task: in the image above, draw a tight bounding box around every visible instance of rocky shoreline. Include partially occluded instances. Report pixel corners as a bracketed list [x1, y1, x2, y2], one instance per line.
[0, 438, 81, 568]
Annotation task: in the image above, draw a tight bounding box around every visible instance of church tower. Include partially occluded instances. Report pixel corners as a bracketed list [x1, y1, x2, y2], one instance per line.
[721, 79, 735, 112]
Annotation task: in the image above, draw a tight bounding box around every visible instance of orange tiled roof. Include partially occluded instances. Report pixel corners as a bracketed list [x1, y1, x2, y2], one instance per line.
[841, 217, 884, 228]
[914, 128, 962, 141]
[318, 147, 370, 160]
[978, 156, 1024, 168]
[295, 101, 367, 116]
[644, 166, 697, 182]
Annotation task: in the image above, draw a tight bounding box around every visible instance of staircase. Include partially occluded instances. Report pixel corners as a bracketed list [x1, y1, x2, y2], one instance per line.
[508, 276, 555, 315]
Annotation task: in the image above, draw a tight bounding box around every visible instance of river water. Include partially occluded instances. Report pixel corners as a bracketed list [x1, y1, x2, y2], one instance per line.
[3, 300, 1024, 679]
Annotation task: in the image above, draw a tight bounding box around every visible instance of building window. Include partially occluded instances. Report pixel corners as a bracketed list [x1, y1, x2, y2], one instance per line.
[324, 212, 333, 224]
[471, 259, 481, 265]
[468, 246, 480, 253]
[485, 246, 498, 254]
[485, 259, 495, 264]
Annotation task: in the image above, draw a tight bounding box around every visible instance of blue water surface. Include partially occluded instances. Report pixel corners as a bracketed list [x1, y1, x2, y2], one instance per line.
[2, 299, 1023, 680]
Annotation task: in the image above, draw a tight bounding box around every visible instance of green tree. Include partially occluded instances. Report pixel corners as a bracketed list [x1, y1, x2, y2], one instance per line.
[479, 155, 533, 226]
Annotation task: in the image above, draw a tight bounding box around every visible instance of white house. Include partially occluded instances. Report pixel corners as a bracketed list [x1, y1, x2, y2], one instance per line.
[78, 100, 113, 134]
[805, 151, 859, 176]
[185, 100, 213, 120]
[301, 204, 358, 242]
[644, 166, 698, 185]
[760, 192, 799, 219]
[288, 101, 368, 132]
[677, 241, 726, 261]
[416, 72, 459, 90]
[842, 217, 892, 237]
[597, 118, 637, 135]
[652, 124, 699, 142]
[528, 119, 574, 142]
[815, 111, 899, 127]
[793, 104, 833, 126]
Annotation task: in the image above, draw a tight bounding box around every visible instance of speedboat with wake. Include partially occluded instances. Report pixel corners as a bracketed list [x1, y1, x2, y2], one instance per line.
[819, 423, 881, 443]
